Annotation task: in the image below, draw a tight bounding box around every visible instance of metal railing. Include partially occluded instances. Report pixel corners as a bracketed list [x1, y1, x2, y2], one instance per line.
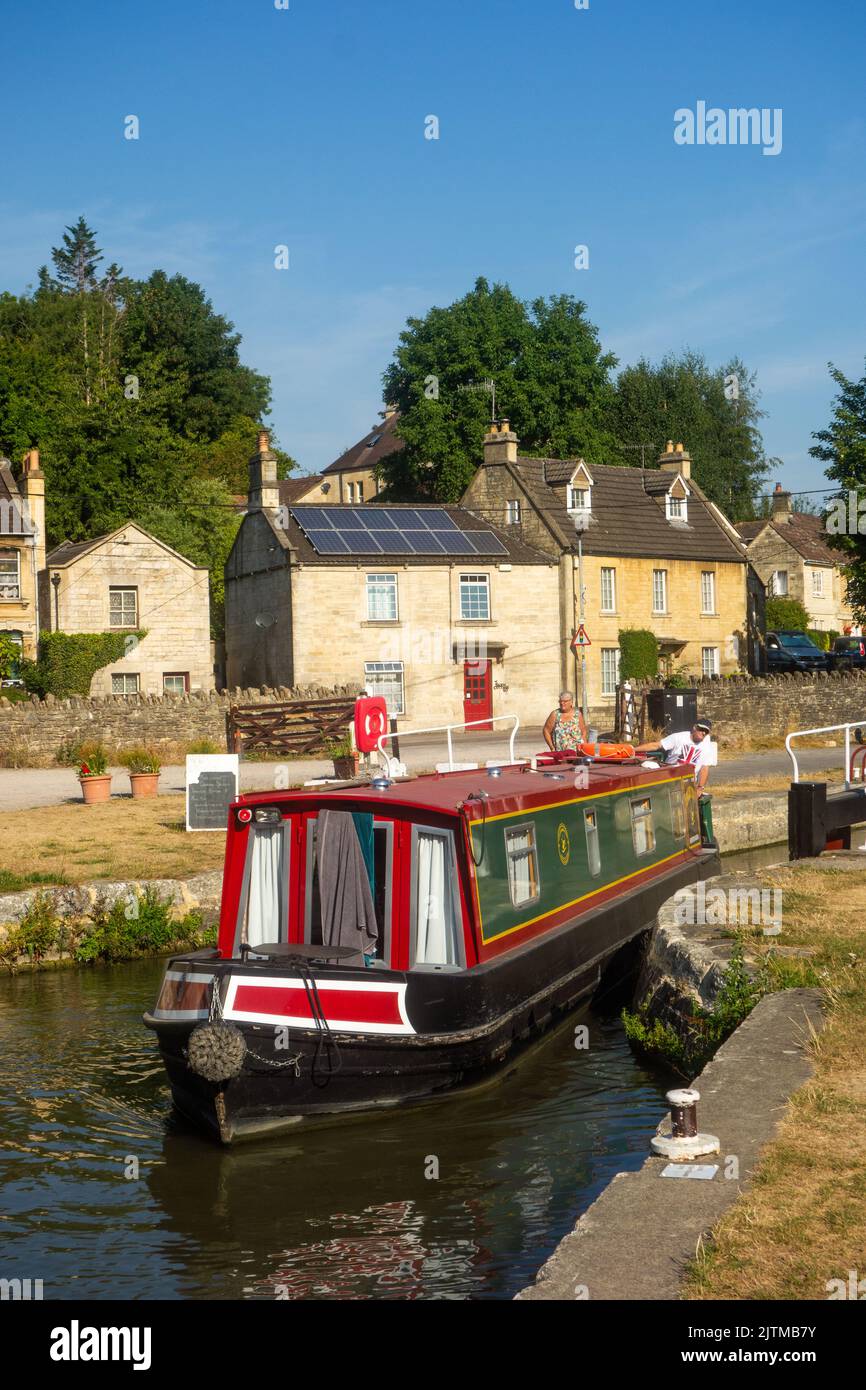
[785, 720, 866, 789]
[376, 713, 521, 776]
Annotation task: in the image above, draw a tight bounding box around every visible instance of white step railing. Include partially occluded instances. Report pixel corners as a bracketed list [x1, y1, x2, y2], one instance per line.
[785, 720, 866, 789]
[376, 713, 521, 777]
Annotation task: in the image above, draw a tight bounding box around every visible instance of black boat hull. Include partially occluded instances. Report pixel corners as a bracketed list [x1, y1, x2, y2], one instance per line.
[144, 848, 719, 1142]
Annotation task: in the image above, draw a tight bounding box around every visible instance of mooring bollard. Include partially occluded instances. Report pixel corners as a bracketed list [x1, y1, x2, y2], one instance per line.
[650, 1087, 719, 1160]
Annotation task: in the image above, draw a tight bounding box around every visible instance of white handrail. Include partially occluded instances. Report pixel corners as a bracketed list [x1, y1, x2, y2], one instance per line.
[785, 720, 866, 789]
[376, 713, 521, 775]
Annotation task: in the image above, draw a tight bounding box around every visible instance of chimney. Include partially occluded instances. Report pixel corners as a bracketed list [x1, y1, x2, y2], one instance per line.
[658, 440, 691, 480]
[771, 482, 792, 522]
[482, 418, 518, 467]
[248, 428, 280, 511]
[20, 447, 46, 572]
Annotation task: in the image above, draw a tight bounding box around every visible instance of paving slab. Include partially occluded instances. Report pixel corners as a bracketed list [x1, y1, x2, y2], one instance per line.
[516, 988, 824, 1301]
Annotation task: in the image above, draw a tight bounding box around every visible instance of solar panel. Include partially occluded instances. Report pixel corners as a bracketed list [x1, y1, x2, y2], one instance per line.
[292, 506, 334, 530]
[409, 508, 458, 530]
[431, 530, 475, 554]
[367, 530, 415, 553]
[339, 509, 371, 530]
[464, 531, 509, 555]
[304, 529, 351, 553]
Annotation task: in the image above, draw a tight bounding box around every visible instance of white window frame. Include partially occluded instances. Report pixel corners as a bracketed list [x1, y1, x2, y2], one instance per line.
[600, 567, 616, 613]
[163, 673, 189, 694]
[0, 550, 21, 600]
[504, 822, 540, 908]
[109, 587, 138, 628]
[459, 573, 490, 621]
[357, 480, 364, 502]
[366, 572, 398, 622]
[630, 796, 656, 857]
[345, 481, 355, 503]
[652, 569, 668, 614]
[364, 660, 405, 716]
[771, 570, 788, 597]
[812, 569, 825, 597]
[505, 499, 521, 525]
[567, 485, 591, 515]
[584, 807, 601, 877]
[111, 672, 140, 695]
[665, 493, 687, 522]
[701, 570, 716, 614]
[601, 647, 620, 697]
[702, 646, 719, 677]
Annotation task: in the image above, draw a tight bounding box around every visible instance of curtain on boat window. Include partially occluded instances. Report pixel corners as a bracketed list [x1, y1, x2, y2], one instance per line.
[246, 826, 288, 947]
[506, 825, 539, 906]
[415, 830, 460, 966]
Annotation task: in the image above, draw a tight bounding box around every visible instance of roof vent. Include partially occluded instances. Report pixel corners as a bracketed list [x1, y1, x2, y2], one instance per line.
[370, 776, 391, 790]
[488, 766, 503, 778]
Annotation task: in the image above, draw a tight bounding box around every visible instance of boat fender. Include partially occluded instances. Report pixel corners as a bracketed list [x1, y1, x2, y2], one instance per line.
[187, 1020, 247, 1082]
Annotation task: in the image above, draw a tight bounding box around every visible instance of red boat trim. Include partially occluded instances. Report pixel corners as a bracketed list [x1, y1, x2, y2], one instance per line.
[222, 975, 415, 1036]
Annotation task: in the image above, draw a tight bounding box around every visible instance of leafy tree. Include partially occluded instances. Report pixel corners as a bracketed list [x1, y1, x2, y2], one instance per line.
[0, 632, 22, 680]
[138, 476, 241, 637]
[380, 277, 618, 500]
[609, 350, 768, 516]
[766, 596, 809, 631]
[809, 360, 866, 622]
[0, 221, 286, 549]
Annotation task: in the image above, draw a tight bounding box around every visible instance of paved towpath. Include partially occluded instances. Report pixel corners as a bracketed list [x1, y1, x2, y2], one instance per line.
[0, 738, 844, 813]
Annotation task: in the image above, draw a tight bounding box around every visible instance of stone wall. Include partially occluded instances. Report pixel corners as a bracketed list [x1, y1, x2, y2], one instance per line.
[0, 683, 361, 764]
[590, 668, 866, 741]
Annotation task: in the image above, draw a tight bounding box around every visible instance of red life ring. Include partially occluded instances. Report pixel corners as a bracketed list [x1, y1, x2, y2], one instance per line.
[354, 696, 388, 753]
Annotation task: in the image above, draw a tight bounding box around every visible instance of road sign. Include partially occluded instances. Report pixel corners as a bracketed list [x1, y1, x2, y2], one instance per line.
[571, 624, 591, 651]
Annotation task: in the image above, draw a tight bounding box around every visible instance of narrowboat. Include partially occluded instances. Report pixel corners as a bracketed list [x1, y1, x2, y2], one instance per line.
[144, 753, 719, 1142]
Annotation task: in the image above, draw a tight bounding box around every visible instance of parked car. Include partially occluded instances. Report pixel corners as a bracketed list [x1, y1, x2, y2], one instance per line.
[830, 635, 866, 670]
[765, 630, 832, 673]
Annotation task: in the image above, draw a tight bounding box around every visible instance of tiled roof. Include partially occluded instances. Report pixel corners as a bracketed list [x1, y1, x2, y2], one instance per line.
[736, 514, 846, 567]
[509, 458, 746, 563]
[277, 475, 325, 504]
[322, 412, 403, 476]
[266, 503, 553, 567]
[46, 536, 105, 564]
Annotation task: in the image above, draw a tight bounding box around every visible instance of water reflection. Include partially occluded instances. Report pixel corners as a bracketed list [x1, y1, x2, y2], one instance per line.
[0, 956, 670, 1300]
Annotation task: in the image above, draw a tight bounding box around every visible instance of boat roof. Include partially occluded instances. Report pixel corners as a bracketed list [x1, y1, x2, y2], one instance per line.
[235, 759, 690, 822]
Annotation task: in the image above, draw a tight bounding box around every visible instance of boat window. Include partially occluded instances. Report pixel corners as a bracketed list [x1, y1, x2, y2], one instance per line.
[630, 797, 656, 856]
[584, 807, 601, 877]
[243, 824, 289, 948]
[505, 822, 540, 907]
[413, 827, 463, 967]
[305, 816, 392, 963]
[670, 783, 686, 840]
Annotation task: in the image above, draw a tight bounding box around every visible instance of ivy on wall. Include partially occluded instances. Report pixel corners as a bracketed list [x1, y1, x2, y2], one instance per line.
[21, 631, 147, 699]
[618, 628, 659, 682]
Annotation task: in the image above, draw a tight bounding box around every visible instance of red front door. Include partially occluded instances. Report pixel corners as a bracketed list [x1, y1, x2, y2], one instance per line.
[463, 659, 492, 731]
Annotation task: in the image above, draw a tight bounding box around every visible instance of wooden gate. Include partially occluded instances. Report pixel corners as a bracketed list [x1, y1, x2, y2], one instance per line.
[227, 695, 358, 757]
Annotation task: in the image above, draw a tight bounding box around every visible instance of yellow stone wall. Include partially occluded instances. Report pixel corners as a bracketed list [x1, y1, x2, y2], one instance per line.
[574, 553, 748, 713]
[290, 560, 562, 729]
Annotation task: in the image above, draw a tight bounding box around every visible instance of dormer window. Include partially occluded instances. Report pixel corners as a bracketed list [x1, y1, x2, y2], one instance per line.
[566, 463, 594, 517]
[664, 477, 690, 523]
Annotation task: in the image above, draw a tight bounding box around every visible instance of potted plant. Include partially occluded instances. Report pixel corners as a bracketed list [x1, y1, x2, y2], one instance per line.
[125, 748, 162, 799]
[78, 747, 112, 804]
[326, 732, 360, 780]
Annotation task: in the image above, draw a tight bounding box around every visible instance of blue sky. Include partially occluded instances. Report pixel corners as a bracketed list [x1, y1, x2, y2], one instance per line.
[2, 0, 864, 502]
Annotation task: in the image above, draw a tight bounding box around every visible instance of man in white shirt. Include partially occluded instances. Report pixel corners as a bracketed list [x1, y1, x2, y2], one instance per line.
[636, 718, 718, 791]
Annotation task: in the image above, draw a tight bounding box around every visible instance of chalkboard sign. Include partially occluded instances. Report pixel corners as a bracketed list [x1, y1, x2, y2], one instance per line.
[185, 755, 239, 832]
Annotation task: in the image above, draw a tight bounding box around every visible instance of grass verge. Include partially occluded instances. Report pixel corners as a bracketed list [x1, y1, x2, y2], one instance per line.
[682, 861, 866, 1300]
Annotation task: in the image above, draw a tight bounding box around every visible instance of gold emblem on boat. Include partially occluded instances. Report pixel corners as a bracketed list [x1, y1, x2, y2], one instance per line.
[557, 822, 570, 865]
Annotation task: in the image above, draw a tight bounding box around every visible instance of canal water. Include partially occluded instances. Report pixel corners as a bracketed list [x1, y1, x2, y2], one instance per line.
[0, 955, 671, 1301]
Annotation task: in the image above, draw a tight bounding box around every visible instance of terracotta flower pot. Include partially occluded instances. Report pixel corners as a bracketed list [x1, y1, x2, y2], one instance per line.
[129, 771, 160, 799]
[333, 754, 360, 779]
[79, 774, 112, 804]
